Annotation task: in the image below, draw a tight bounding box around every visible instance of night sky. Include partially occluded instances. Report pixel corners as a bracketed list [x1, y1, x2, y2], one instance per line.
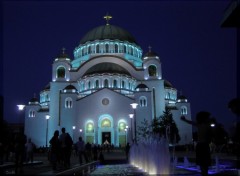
[2, 1, 237, 133]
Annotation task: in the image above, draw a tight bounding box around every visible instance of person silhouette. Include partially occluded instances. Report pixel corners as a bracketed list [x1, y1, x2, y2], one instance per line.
[181, 111, 212, 176]
[228, 98, 240, 173]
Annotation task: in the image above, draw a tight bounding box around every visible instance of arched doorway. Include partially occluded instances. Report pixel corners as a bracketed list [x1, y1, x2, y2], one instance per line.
[98, 114, 114, 145]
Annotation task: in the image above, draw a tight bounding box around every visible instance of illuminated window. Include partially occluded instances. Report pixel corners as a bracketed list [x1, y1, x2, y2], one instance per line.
[57, 66, 65, 78]
[115, 44, 118, 53]
[29, 109, 35, 117]
[118, 122, 126, 132]
[96, 44, 99, 53]
[88, 81, 91, 89]
[122, 80, 125, 88]
[82, 49, 84, 56]
[106, 44, 109, 53]
[95, 80, 99, 88]
[148, 65, 157, 76]
[113, 79, 117, 88]
[88, 46, 91, 54]
[139, 96, 147, 107]
[104, 79, 109, 88]
[101, 119, 111, 127]
[65, 97, 73, 108]
[81, 82, 85, 91]
[181, 106, 187, 115]
[86, 122, 94, 133]
[124, 45, 126, 53]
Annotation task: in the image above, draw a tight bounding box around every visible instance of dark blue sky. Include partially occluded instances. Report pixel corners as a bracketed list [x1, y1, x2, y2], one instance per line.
[2, 1, 237, 132]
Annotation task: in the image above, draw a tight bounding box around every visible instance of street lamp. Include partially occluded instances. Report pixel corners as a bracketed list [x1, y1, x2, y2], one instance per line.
[129, 114, 134, 141]
[17, 104, 25, 123]
[45, 115, 50, 147]
[72, 126, 76, 142]
[125, 128, 128, 146]
[130, 103, 138, 143]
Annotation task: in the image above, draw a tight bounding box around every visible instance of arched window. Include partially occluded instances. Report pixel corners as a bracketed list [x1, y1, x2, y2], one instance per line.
[128, 82, 131, 89]
[86, 122, 94, 133]
[96, 44, 100, 53]
[130, 47, 133, 55]
[81, 82, 85, 91]
[88, 46, 91, 54]
[118, 122, 126, 132]
[106, 44, 109, 53]
[104, 79, 109, 88]
[124, 45, 126, 53]
[181, 106, 188, 115]
[113, 79, 117, 88]
[88, 81, 91, 89]
[101, 119, 111, 127]
[115, 44, 118, 53]
[82, 49, 84, 56]
[95, 80, 99, 88]
[65, 97, 73, 108]
[139, 96, 147, 107]
[148, 65, 157, 76]
[28, 109, 35, 117]
[122, 80, 125, 88]
[57, 66, 65, 78]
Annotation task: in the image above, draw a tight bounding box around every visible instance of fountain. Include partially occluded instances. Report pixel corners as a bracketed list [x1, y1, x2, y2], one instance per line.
[129, 137, 170, 175]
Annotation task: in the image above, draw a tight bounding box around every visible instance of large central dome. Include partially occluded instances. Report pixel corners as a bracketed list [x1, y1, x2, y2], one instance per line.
[80, 25, 137, 44]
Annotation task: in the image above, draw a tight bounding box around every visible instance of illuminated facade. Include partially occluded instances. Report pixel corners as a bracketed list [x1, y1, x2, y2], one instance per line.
[24, 16, 192, 147]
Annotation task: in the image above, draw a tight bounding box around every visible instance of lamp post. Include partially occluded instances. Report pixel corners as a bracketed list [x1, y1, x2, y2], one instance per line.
[45, 115, 50, 147]
[17, 104, 25, 122]
[72, 126, 76, 142]
[124, 128, 128, 146]
[79, 128, 83, 137]
[128, 114, 134, 141]
[130, 103, 138, 143]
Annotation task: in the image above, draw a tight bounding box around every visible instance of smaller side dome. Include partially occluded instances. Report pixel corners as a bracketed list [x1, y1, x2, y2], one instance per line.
[164, 80, 173, 88]
[63, 84, 78, 93]
[29, 97, 39, 105]
[143, 46, 159, 59]
[135, 83, 149, 91]
[55, 48, 71, 61]
[177, 95, 188, 103]
[64, 85, 77, 90]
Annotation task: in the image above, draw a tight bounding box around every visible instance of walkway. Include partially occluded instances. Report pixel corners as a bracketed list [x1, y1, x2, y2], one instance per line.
[1, 149, 239, 175]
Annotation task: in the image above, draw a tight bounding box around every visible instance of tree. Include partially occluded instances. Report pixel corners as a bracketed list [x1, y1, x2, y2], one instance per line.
[137, 108, 181, 144]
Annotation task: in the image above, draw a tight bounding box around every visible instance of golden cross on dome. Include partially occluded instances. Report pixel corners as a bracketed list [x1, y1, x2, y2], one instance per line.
[103, 13, 112, 25]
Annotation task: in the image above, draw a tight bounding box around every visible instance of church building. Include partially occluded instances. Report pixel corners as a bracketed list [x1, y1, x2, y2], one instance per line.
[24, 15, 192, 147]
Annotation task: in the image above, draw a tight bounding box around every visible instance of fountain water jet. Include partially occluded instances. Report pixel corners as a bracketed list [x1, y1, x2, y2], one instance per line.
[129, 137, 170, 175]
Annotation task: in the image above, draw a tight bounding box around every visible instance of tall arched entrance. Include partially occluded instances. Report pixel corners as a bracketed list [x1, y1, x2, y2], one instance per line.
[98, 114, 114, 145]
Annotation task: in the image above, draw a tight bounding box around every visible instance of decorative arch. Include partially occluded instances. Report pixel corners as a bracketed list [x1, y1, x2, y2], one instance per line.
[139, 96, 147, 107]
[181, 106, 188, 115]
[65, 97, 73, 108]
[98, 114, 113, 128]
[85, 121, 94, 133]
[28, 109, 35, 117]
[148, 65, 157, 76]
[57, 66, 66, 78]
[118, 120, 127, 132]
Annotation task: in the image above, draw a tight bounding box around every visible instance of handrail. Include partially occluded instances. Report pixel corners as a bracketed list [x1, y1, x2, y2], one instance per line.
[56, 161, 99, 176]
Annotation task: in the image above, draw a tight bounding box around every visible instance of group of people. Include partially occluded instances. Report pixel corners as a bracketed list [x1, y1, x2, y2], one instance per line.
[49, 127, 103, 170]
[1, 129, 36, 174]
[49, 127, 73, 170]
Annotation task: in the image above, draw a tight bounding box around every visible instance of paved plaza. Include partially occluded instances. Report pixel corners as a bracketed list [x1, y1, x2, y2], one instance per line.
[1, 149, 239, 175]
